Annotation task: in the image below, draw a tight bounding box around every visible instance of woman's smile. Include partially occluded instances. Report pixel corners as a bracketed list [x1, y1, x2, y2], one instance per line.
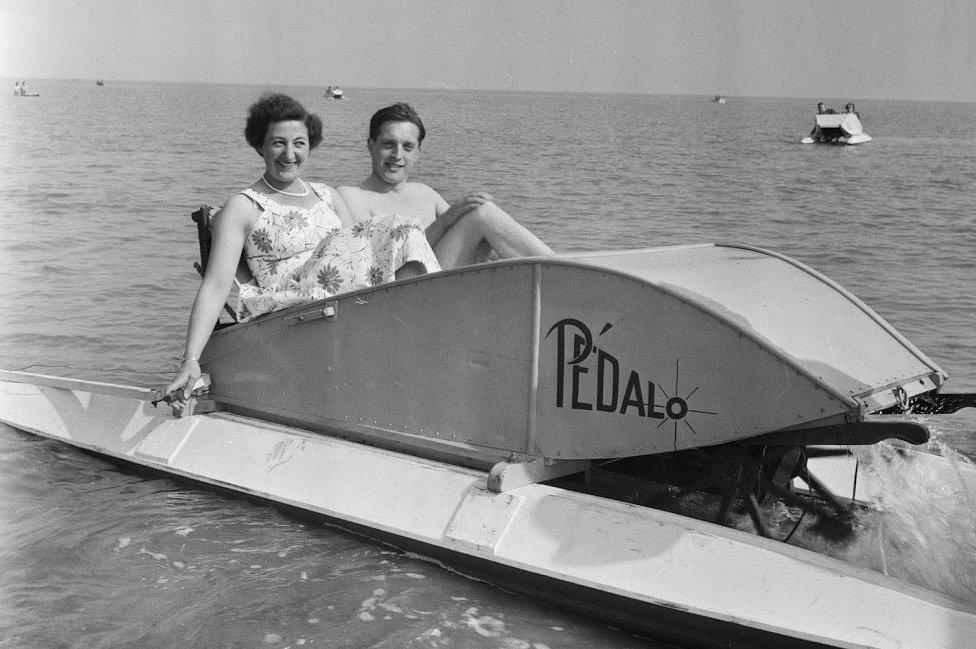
[261, 120, 310, 187]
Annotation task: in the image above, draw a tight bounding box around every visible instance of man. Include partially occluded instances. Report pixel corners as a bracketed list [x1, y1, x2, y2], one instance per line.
[338, 103, 552, 269]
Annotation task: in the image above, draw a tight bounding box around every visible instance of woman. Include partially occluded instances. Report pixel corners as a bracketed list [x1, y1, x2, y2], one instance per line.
[165, 93, 439, 399]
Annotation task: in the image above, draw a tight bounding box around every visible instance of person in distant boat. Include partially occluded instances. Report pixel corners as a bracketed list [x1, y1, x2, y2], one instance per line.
[337, 102, 553, 269]
[14, 81, 21, 96]
[164, 93, 439, 400]
[810, 102, 828, 140]
[844, 103, 860, 118]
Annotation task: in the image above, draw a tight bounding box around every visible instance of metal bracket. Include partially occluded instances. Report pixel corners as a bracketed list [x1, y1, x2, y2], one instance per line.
[487, 458, 591, 493]
[289, 301, 338, 324]
[892, 385, 909, 413]
[171, 397, 218, 418]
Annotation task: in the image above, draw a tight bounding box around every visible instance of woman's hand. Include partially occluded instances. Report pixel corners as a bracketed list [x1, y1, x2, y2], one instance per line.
[163, 358, 201, 401]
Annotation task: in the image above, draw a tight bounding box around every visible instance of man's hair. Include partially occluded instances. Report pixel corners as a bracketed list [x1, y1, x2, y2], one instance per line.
[368, 102, 426, 143]
[244, 93, 323, 153]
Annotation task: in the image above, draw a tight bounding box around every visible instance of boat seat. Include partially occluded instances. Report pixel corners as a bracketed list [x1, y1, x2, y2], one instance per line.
[191, 205, 256, 325]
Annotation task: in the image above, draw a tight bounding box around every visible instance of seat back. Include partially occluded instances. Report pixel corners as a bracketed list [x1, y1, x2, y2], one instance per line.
[190, 206, 255, 324]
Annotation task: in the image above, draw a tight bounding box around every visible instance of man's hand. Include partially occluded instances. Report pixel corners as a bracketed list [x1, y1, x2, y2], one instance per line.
[438, 192, 494, 230]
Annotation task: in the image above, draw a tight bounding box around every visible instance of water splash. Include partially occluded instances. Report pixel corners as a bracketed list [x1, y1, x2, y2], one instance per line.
[841, 439, 976, 605]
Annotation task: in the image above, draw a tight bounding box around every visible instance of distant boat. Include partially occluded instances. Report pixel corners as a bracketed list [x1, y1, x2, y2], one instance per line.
[325, 85, 344, 100]
[712, 95, 728, 104]
[95, 79, 105, 87]
[801, 113, 872, 146]
[13, 83, 38, 97]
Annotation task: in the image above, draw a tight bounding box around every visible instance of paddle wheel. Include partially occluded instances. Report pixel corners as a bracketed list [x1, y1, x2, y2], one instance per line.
[555, 387, 976, 540]
[583, 444, 857, 540]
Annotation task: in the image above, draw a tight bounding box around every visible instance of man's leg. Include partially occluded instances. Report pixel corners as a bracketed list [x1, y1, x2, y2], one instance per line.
[431, 202, 553, 269]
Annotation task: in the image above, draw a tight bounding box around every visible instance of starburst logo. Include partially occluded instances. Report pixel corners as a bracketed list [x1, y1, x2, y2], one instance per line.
[653, 358, 718, 442]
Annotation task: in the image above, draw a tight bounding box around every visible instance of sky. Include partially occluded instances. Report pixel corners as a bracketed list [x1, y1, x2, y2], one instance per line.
[1, 0, 974, 102]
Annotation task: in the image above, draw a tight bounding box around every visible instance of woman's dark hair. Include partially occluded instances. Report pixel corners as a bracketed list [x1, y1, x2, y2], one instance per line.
[244, 93, 323, 153]
[368, 102, 426, 143]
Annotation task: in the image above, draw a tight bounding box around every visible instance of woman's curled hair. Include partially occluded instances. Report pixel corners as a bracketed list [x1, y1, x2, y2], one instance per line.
[244, 93, 323, 152]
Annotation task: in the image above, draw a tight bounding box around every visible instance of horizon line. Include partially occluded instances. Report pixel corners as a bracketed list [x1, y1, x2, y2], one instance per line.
[5, 76, 975, 105]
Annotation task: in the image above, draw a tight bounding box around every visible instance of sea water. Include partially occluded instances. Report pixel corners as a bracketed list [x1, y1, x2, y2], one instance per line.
[0, 80, 974, 647]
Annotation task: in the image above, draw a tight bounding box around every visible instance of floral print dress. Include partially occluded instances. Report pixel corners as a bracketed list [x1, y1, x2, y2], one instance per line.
[236, 183, 440, 320]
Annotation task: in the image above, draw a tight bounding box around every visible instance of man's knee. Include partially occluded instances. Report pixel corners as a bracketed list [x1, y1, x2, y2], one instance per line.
[466, 201, 506, 229]
[395, 260, 426, 280]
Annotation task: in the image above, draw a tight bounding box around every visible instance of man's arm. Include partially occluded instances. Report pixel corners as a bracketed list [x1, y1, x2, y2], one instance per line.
[424, 188, 452, 245]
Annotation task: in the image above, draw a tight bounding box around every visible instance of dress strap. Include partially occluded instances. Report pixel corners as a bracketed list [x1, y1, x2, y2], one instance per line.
[240, 187, 271, 210]
[308, 182, 334, 210]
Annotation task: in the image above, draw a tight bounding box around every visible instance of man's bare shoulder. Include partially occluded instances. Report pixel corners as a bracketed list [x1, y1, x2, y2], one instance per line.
[401, 182, 447, 209]
[341, 180, 437, 196]
[335, 184, 361, 200]
[411, 182, 444, 198]
[337, 181, 442, 223]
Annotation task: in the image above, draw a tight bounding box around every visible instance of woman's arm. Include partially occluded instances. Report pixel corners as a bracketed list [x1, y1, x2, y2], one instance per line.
[164, 195, 253, 398]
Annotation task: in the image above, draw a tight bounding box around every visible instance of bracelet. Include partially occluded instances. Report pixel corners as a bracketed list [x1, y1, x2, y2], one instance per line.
[181, 356, 199, 364]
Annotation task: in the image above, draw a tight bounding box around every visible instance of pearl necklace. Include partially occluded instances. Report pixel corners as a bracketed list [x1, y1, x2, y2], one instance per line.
[261, 175, 309, 197]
